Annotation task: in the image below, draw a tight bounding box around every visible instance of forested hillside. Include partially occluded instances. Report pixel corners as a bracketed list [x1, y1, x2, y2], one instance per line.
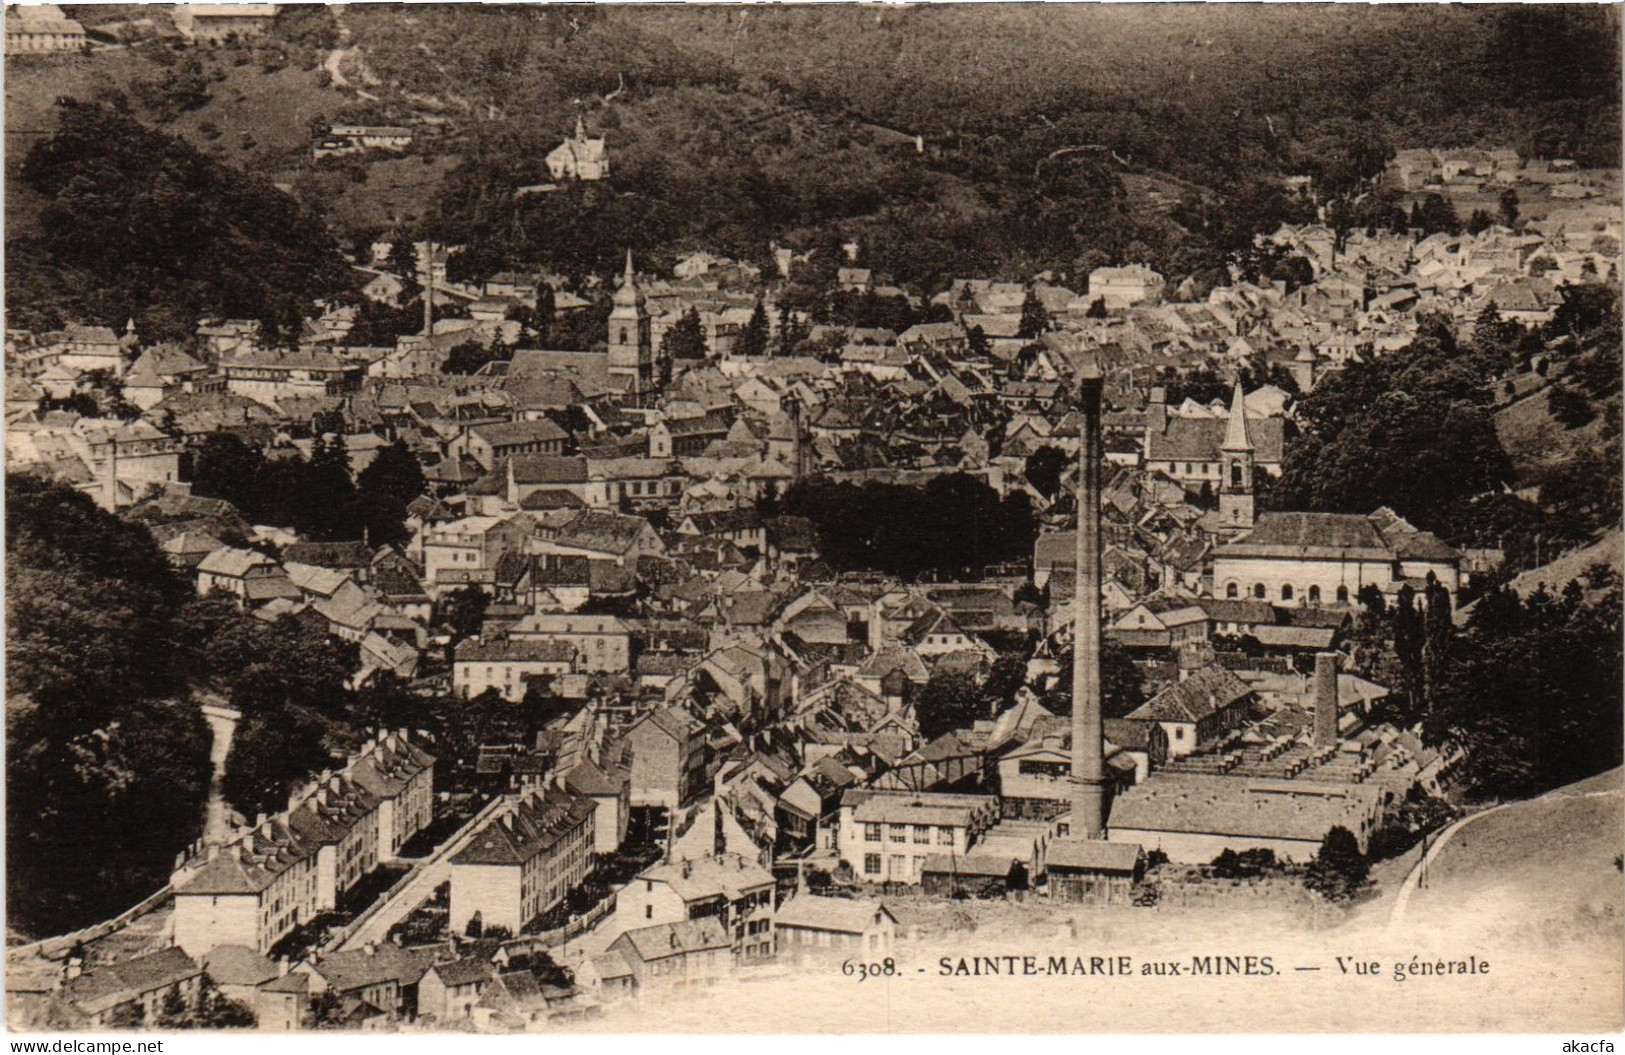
[6, 476, 364, 939]
[347, 4, 1621, 288]
[7, 6, 1617, 323]
[6, 101, 355, 341]
[7, 475, 211, 937]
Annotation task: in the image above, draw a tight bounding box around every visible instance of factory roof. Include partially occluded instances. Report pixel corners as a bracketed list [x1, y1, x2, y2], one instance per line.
[1108, 774, 1383, 844]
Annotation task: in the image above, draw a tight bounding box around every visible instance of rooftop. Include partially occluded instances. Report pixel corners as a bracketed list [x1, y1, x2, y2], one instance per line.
[452, 788, 597, 867]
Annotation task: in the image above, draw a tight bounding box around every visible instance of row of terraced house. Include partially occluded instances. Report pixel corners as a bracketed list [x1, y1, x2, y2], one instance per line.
[169, 730, 435, 959]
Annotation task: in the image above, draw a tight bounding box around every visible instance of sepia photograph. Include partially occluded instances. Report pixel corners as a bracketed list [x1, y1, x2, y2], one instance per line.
[2, 0, 1621, 1038]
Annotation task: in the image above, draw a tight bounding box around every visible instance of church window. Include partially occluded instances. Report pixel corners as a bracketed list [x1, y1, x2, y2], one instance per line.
[620, 327, 629, 344]
[1308, 585, 1321, 603]
[1231, 464, 1243, 488]
[1336, 585, 1350, 604]
[1253, 583, 1266, 599]
[1281, 584, 1294, 601]
[1225, 582, 1238, 599]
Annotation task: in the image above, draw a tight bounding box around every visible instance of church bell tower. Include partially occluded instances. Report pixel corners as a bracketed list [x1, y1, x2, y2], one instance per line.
[1219, 381, 1255, 531]
[607, 250, 653, 395]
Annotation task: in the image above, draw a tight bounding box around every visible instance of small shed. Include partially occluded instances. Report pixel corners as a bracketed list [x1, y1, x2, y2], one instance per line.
[1046, 839, 1143, 903]
[919, 853, 1027, 898]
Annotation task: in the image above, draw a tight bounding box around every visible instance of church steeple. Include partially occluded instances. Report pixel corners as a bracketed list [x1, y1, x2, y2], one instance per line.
[1221, 381, 1253, 452]
[607, 250, 653, 395]
[1219, 381, 1255, 531]
[613, 250, 640, 305]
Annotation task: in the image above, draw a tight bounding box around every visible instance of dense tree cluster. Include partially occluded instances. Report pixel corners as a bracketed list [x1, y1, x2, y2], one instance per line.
[442, 337, 515, 376]
[189, 430, 427, 545]
[1425, 576, 1623, 801]
[174, 593, 356, 818]
[1275, 317, 1512, 538]
[8, 102, 354, 341]
[1036, 643, 1148, 722]
[1304, 826, 1370, 901]
[7, 475, 212, 936]
[661, 307, 709, 361]
[5, 473, 385, 935]
[154, 982, 257, 1029]
[782, 473, 1036, 579]
[1280, 289, 1619, 575]
[344, 297, 428, 349]
[735, 300, 771, 358]
[1022, 446, 1068, 499]
[913, 670, 987, 742]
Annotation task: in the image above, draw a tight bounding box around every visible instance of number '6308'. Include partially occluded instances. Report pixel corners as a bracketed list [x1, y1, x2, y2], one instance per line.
[842, 958, 897, 980]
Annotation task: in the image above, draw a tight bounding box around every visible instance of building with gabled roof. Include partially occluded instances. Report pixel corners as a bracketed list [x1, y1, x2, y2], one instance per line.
[417, 956, 498, 1023]
[625, 705, 707, 811]
[449, 787, 597, 934]
[546, 115, 609, 181]
[200, 944, 279, 1008]
[457, 418, 570, 472]
[1045, 839, 1143, 903]
[1213, 508, 1462, 609]
[54, 948, 203, 1028]
[899, 607, 992, 660]
[507, 612, 633, 673]
[539, 507, 665, 566]
[347, 729, 436, 861]
[1144, 406, 1286, 488]
[561, 756, 631, 855]
[453, 637, 577, 701]
[421, 513, 533, 594]
[774, 894, 898, 964]
[160, 528, 228, 571]
[605, 917, 732, 997]
[1123, 666, 1254, 758]
[288, 943, 434, 1023]
[1106, 772, 1385, 863]
[196, 546, 301, 607]
[171, 818, 322, 957]
[618, 851, 776, 962]
[173, 4, 280, 42]
[285, 771, 381, 912]
[836, 788, 1001, 886]
[5, 5, 85, 53]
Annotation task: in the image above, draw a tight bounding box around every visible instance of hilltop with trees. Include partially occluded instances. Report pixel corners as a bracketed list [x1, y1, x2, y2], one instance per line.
[8, 101, 354, 341]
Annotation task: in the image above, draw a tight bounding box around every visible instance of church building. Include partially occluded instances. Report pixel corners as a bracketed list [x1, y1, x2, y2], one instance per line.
[546, 116, 610, 181]
[1212, 507, 1463, 609]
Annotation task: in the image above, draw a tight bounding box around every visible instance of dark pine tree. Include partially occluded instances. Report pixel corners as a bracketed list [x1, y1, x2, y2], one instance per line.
[355, 440, 427, 545]
[1017, 287, 1051, 339]
[737, 299, 771, 358]
[661, 306, 709, 361]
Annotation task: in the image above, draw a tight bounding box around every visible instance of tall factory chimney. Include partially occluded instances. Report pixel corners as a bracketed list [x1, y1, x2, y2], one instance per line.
[421, 241, 435, 336]
[1070, 352, 1107, 839]
[1313, 651, 1339, 748]
[100, 434, 120, 513]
